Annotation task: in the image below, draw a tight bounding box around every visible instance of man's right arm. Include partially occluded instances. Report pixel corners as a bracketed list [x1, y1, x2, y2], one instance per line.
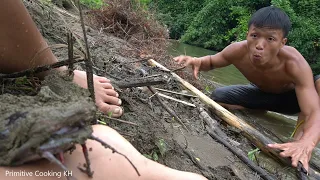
[173, 41, 243, 79]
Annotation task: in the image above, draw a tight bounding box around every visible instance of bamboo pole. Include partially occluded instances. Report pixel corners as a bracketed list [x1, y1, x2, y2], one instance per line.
[147, 59, 320, 178]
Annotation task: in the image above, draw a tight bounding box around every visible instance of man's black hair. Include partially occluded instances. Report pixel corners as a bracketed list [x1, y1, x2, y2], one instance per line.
[248, 6, 292, 37]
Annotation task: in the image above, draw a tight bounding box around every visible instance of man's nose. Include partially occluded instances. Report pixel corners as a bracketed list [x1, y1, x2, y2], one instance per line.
[256, 40, 264, 50]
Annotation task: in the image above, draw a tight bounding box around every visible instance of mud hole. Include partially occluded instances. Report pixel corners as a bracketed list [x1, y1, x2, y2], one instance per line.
[0, 1, 306, 180]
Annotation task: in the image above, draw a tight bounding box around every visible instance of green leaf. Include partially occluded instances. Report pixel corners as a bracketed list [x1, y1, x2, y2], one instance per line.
[156, 138, 168, 157]
[152, 152, 159, 161]
[143, 154, 152, 159]
[108, 111, 113, 118]
[247, 148, 260, 161]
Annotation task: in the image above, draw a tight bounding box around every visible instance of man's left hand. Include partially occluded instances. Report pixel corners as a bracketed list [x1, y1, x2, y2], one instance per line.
[268, 138, 316, 171]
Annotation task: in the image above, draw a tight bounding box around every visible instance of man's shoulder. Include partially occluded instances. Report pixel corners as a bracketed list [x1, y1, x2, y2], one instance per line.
[282, 46, 311, 79]
[282, 46, 305, 64]
[222, 41, 247, 60]
[282, 45, 301, 56]
[227, 40, 247, 50]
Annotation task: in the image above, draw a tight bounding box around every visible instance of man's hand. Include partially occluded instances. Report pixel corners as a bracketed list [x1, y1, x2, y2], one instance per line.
[268, 138, 316, 171]
[173, 55, 201, 79]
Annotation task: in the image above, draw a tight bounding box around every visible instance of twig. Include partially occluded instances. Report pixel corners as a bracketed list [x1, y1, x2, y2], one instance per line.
[157, 93, 196, 107]
[97, 120, 106, 125]
[207, 130, 275, 180]
[79, 144, 94, 177]
[172, 66, 186, 72]
[90, 135, 140, 176]
[115, 75, 169, 88]
[154, 88, 197, 98]
[0, 57, 85, 79]
[142, 74, 162, 79]
[42, 151, 74, 180]
[105, 116, 138, 126]
[67, 31, 74, 75]
[77, 0, 95, 102]
[148, 86, 190, 132]
[122, 59, 148, 64]
[182, 147, 207, 171]
[198, 107, 274, 179]
[31, 44, 85, 64]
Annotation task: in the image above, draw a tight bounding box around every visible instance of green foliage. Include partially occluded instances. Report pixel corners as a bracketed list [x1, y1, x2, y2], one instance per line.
[180, 0, 270, 50]
[80, 0, 104, 9]
[156, 138, 168, 156]
[150, 0, 205, 39]
[143, 151, 159, 161]
[181, 0, 232, 50]
[247, 148, 260, 162]
[142, 138, 167, 162]
[137, 0, 152, 10]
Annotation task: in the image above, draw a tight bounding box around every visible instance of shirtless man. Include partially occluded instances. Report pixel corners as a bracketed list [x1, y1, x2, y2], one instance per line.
[174, 6, 320, 171]
[0, 0, 207, 179]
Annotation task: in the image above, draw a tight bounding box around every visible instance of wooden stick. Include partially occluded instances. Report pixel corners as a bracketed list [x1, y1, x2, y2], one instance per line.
[207, 130, 275, 180]
[67, 31, 74, 75]
[115, 75, 169, 88]
[154, 88, 197, 98]
[148, 86, 190, 132]
[0, 57, 84, 79]
[157, 93, 196, 107]
[171, 66, 186, 72]
[77, 0, 95, 102]
[147, 59, 320, 178]
[199, 108, 275, 180]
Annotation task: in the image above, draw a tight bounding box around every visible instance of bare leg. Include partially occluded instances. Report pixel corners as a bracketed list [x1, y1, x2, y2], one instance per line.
[0, 125, 207, 180]
[0, 0, 122, 117]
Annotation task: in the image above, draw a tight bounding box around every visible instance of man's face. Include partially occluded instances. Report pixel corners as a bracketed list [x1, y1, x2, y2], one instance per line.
[246, 25, 287, 66]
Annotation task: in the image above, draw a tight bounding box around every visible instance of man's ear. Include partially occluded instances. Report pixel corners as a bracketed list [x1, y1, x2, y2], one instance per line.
[281, 38, 287, 47]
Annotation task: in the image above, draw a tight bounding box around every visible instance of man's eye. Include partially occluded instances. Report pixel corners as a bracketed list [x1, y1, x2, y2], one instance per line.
[268, 37, 275, 41]
[251, 34, 257, 38]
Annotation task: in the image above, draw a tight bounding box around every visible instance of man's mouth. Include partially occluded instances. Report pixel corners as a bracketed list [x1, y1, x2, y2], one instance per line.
[253, 54, 262, 59]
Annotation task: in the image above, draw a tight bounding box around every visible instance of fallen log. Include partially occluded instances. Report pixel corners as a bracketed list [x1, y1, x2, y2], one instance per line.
[147, 59, 320, 179]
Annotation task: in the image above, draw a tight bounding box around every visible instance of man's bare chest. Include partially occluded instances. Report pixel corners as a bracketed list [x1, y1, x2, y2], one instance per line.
[235, 63, 294, 93]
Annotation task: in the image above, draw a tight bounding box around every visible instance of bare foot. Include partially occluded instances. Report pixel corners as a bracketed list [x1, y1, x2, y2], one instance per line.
[72, 70, 123, 117]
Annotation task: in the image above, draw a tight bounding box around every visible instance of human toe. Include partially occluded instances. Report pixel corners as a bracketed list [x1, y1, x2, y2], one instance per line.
[99, 103, 124, 117]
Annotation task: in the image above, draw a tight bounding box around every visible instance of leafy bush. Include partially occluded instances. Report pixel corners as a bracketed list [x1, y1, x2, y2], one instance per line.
[180, 0, 269, 50]
[150, 0, 205, 39]
[80, 0, 104, 9]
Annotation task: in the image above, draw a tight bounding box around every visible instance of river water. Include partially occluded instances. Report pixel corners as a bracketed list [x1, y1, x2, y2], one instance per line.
[168, 41, 297, 140]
